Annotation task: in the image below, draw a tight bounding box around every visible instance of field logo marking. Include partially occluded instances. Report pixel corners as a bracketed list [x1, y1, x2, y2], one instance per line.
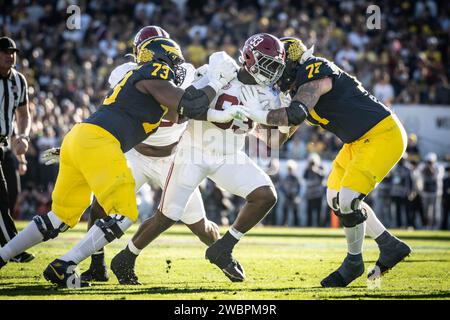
[66, 264, 82, 289]
[367, 265, 382, 290]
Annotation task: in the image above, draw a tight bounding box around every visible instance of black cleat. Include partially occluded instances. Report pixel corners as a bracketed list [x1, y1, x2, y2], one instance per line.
[321, 253, 365, 288]
[43, 259, 90, 288]
[368, 237, 412, 280]
[0, 257, 6, 269]
[111, 250, 141, 285]
[81, 264, 110, 282]
[205, 242, 245, 282]
[10, 252, 35, 263]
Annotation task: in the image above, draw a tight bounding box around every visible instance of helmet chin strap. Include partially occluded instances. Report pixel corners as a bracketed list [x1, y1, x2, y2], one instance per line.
[300, 45, 315, 64]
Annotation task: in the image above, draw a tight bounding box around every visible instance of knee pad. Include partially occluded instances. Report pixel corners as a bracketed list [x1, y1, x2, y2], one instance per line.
[337, 209, 368, 227]
[96, 214, 133, 243]
[33, 213, 69, 242]
[326, 188, 339, 211]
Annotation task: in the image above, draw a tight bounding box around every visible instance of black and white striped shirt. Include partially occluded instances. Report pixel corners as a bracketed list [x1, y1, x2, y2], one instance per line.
[0, 68, 28, 138]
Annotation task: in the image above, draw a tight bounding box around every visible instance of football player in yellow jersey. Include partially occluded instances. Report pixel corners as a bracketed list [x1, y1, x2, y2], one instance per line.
[0, 37, 246, 287]
[240, 37, 411, 287]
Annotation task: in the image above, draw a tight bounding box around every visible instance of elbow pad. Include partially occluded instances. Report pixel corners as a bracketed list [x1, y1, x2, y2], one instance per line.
[286, 101, 308, 126]
[178, 85, 210, 120]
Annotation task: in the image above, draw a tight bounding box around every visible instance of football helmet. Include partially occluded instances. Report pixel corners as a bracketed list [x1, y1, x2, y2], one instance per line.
[133, 26, 170, 58]
[239, 33, 285, 86]
[278, 37, 307, 92]
[137, 37, 186, 85]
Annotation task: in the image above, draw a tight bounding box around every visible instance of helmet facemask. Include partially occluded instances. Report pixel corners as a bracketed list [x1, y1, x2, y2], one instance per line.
[249, 50, 285, 86]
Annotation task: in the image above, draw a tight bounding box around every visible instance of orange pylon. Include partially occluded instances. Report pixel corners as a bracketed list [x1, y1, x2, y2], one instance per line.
[330, 210, 340, 228]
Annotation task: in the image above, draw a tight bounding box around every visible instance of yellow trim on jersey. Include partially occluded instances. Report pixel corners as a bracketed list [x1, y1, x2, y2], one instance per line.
[309, 108, 330, 125]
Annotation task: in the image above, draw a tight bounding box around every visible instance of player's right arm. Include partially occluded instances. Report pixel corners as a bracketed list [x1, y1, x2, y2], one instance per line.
[136, 52, 247, 123]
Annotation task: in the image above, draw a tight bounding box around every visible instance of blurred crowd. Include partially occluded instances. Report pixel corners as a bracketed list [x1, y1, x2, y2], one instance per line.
[1, 0, 449, 228]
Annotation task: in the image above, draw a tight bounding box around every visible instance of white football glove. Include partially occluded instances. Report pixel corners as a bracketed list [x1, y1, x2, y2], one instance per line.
[41, 147, 60, 165]
[207, 51, 238, 92]
[194, 64, 209, 82]
[207, 105, 249, 123]
[239, 86, 270, 125]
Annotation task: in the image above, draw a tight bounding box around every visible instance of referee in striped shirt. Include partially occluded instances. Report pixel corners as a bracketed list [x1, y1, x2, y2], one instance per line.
[0, 36, 34, 262]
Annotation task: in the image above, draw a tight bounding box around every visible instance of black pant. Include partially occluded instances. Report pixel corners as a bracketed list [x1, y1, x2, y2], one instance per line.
[392, 196, 412, 228]
[307, 197, 322, 227]
[442, 200, 450, 230]
[283, 197, 299, 226]
[409, 195, 427, 227]
[0, 148, 18, 247]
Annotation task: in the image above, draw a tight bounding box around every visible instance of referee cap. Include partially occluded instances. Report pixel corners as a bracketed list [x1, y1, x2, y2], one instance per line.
[0, 37, 20, 52]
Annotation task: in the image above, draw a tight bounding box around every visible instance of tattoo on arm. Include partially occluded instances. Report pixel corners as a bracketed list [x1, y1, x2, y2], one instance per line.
[266, 78, 331, 126]
[293, 79, 323, 109]
[266, 108, 289, 126]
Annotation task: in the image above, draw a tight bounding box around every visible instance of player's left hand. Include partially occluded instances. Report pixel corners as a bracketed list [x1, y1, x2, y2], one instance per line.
[239, 86, 270, 125]
[41, 147, 61, 165]
[11, 135, 29, 155]
[18, 162, 27, 176]
[207, 105, 249, 123]
[207, 52, 239, 91]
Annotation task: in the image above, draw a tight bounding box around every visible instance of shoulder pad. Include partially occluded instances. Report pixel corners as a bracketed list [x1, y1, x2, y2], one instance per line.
[295, 56, 339, 87]
[137, 61, 175, 81]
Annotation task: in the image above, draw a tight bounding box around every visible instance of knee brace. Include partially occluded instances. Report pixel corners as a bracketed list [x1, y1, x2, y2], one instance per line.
[33, 213, 69, 242]
[336, 209, 368, 227]
[335, 188, 368, 227]
[96, 214, 132, 243]
[326, 188, 339, 211]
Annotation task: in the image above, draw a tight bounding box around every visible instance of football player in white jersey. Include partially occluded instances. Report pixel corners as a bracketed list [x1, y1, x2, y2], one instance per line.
[110, 33, 287, 283]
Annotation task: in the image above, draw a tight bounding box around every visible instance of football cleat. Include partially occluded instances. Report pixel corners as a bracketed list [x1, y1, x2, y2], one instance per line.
[43, 259, 90, 288]
[0, 256, 6, 269]
[321, 253, 365, 288]
[10, 251, 35, 263]
[81, 264, 110, 282]
[205, 242, 246, 282]
[368, 237, 412, 280]
[111, 250, 141, 285]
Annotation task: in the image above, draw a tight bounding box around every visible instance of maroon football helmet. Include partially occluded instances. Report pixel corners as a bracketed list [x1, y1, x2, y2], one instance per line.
[240, 33, 286, 86]
[133, 26, 170, 58]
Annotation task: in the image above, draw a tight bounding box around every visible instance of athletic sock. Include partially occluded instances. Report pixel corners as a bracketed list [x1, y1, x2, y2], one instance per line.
[61, 216, 133, 265]
[0, 211, 64, 261]
[127, 240, 142, 256]
[91, 249, 106, 267]
[363, 202, 387, 239]
[343, 222, 366, 255]
[61, 224, 109, 264]
[219, 231, 240, 251]
[229, 226, 244, 240]
[0, 220, 43, 261]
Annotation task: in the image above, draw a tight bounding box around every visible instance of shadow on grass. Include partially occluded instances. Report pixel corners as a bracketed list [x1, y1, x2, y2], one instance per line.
[325, 291, 450, 299]
[2, 284, 449, 299]
[0, 284, 326, 297]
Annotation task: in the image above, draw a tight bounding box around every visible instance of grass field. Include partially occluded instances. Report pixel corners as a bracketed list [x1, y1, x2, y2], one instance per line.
[0, 222, 449, 300]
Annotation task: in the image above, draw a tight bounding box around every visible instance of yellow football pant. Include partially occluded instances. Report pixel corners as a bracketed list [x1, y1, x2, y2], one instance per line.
[51, 123, 138, 228]
[327, 114, 407, 195]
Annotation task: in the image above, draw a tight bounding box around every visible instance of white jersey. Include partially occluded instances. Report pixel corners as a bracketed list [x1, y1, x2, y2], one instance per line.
[108, 61, 196, 147]
[186, 65, 281, 154]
